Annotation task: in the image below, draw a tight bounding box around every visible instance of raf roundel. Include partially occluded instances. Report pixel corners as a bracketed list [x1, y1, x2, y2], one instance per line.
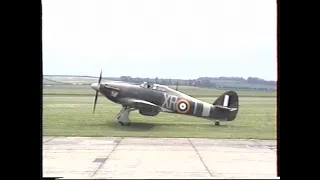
[176, 99, 191, 114]
[179, 103, 187, 111]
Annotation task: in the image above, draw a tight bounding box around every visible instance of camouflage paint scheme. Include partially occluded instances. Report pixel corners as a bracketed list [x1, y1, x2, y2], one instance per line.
[91, 81, 239, 122]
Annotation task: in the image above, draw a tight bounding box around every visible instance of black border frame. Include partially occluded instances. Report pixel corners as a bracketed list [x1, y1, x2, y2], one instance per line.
[276, 0, 280, 177]
[7, 0, 280, 179]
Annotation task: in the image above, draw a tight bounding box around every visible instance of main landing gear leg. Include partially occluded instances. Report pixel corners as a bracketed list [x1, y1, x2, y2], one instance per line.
[116, 106, 132, 126]
[215, 121, 220, 126]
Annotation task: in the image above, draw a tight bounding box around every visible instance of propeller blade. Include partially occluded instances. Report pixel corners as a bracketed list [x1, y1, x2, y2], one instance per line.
[98, 70, 102, 84]
[93, 70, 102, 113]
[93, 91, 98, 113]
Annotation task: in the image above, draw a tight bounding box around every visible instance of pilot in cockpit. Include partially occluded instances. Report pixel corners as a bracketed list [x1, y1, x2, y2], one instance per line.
[141, 82, 152, 89]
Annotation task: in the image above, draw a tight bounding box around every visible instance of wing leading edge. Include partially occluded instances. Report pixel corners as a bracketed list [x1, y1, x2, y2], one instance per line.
[119, 98, 169, 112]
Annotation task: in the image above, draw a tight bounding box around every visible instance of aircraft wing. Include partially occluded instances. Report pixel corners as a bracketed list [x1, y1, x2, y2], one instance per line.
[119, 98, 164, 111]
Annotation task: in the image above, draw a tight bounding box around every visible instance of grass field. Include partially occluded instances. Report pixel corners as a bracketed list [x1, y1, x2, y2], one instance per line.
[43, 85, 276, 97]
[43, 86, 277, 139]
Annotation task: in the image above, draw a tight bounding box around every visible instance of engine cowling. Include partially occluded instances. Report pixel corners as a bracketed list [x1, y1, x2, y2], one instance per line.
[139, 109, 160, 116]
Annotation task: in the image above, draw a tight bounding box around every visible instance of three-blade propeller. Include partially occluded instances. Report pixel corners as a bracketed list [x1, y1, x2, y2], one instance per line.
[176, 81, 179, 91]
[93, 70, 102, 113]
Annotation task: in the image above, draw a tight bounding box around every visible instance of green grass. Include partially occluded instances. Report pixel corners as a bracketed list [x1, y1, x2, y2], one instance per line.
[43, 95, 276, 139]
[43, 85, 276, 97]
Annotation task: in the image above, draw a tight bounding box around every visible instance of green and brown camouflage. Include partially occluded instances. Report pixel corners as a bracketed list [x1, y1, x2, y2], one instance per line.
[91, 79, 239, 125]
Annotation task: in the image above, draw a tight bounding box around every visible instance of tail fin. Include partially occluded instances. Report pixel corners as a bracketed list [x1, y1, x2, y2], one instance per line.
[212, 91, 239, 121]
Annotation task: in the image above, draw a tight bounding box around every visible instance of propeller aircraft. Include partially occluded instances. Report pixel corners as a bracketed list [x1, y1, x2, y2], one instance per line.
[91, 71, 239, 126]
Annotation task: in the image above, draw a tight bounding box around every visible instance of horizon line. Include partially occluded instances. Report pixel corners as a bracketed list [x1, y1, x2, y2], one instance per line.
[43, 74, 277, 81]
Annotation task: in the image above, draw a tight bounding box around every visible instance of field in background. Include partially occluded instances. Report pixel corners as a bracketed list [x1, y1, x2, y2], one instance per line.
[43, 75, 276, 97]
[43, 76, 276, 139]
[44, 84, 276, 98]
[43, 86, 276, 139]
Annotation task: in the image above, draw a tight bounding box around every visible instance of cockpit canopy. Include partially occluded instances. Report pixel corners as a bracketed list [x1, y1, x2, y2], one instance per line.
[140, 82, 167, 92]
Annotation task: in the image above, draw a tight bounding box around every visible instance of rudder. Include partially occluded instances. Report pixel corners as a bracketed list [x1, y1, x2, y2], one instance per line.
[213, 91, 239, 121]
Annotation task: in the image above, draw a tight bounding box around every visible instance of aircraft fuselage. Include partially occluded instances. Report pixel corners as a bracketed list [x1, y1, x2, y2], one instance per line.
[96, 82, 236, 121]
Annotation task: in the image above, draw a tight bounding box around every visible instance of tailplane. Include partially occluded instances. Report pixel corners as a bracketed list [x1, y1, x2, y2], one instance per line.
[212, 91, 239, 121]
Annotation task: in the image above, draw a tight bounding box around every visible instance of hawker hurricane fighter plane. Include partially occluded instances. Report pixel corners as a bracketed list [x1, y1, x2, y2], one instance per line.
[91, 71, 239, 126]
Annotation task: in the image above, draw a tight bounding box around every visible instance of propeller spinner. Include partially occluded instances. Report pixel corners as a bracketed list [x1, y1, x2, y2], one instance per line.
[91, 70, 102, 113]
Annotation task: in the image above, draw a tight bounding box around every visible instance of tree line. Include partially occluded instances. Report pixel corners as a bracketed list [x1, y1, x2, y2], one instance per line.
[43, 75, 277, 91]
[118, 76, 276, 91]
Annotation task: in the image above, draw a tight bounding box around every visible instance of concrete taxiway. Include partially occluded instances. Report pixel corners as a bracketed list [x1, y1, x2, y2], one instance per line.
[43, 136, 277, 179]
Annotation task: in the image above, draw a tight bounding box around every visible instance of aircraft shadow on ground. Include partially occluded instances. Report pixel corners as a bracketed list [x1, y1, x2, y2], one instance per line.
[107, 122, 155, 132]
[85, 121, 230, 132]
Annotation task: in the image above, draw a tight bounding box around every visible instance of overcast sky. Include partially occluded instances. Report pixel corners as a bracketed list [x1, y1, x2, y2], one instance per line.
[42, 0, 277, 80]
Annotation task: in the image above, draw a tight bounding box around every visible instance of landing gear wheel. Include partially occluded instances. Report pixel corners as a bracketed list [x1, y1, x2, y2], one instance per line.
[116, 106, 132, 126]
[119, 121, 131, 126]
[215, 121, 220, 126]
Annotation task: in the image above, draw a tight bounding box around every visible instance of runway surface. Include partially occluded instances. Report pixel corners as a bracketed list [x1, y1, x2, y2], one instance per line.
[43, 136, 277, 179]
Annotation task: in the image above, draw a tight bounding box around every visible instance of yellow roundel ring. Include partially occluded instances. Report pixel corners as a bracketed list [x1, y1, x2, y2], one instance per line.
[176, 99, 191, 114]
